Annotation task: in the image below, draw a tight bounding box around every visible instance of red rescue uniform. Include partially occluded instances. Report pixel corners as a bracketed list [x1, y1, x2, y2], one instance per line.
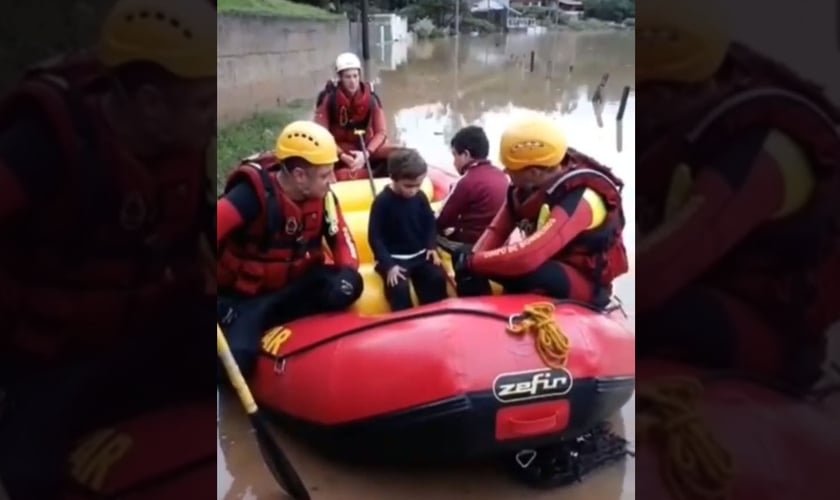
[313, 81, 395, 180]
[217, 153, 359, 295]
[636, 43, 840, 387]
[0, 56, 211, 362]
[468, 149, 629, 304]
[216, 153, 362, 378]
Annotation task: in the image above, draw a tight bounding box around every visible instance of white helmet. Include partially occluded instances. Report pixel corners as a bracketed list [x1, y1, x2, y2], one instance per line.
[335, 52, 362, 74]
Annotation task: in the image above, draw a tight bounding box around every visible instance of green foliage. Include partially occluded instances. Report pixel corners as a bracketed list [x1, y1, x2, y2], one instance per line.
[216, 103, 309, 192]
[521, 6, 556, 21]
[459, 16, 499, 33]
[398, 0, 470, 27]
[582, 0, 634, 22]
[218, 0, 342, 20]
[412, 17, 437, 38]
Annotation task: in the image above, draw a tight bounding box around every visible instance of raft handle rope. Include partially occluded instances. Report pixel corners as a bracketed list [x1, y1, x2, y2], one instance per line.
[637, 376, 734, 500]
[506, 302, 571, 369]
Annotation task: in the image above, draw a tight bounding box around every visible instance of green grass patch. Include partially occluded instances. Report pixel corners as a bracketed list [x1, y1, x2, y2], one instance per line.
[218, 0, 342, 20]
[217, 102, 309, 192]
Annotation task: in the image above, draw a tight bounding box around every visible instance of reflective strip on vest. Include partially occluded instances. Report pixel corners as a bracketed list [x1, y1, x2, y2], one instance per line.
[687, 87, 840, 142]
[547, 168, 621, 197]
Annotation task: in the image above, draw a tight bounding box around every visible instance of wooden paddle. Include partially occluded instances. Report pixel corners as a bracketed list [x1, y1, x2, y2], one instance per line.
[216, 325, 310, 500]
[353, 129, 378, 197]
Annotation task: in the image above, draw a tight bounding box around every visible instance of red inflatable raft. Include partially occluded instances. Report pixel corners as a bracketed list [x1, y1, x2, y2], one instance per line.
[249, 158, 635, 462]
[63, 402, 215, 499]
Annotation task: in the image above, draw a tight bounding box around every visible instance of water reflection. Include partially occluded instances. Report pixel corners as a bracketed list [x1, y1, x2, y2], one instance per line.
[370, 39, 410, 72]
[383, 32, 634, 104]
[217, 389, 635, 500]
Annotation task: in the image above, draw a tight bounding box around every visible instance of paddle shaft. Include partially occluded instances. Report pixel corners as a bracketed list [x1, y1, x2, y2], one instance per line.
[217, 325, 257, 414]
[353, 130, 377, 196]
[217, 325, 310, 500]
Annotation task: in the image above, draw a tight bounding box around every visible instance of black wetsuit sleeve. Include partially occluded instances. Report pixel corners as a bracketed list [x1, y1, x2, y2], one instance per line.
[223, 181, 261, 226]
[0, 111, 63, 199]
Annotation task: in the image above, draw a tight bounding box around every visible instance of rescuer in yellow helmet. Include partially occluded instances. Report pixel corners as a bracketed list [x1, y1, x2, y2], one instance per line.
[635, 0, 840, 390]
[0, 0, 219, 498]
[450, 115, 628, 308]
[217, 120, 362, 376]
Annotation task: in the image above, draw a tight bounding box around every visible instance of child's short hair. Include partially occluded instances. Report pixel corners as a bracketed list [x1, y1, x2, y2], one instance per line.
[450, 125, 490, 159]
[387, 148, 428, 180]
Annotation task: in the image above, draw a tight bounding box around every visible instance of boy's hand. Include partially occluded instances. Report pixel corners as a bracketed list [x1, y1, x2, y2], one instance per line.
[386, 265, 407, 286]
[426, 249, 441, 266]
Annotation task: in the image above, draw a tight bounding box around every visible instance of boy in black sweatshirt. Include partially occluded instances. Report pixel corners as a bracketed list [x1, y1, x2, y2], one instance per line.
[368, 148, 448, 311]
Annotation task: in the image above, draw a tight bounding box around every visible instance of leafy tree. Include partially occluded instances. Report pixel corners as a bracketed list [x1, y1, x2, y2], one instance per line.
[582, 0, 634, 22]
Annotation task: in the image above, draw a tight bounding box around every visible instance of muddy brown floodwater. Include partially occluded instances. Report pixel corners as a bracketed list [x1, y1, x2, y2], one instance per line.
[218, 31, 636, 500]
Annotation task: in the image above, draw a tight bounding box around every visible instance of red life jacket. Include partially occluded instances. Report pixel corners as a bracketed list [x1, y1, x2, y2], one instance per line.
[315, 80, 382, 146]
[217, 153, 333, 296]
[0, 56, 208, 360]
[638, 43, 840, 339]
[508, 148, 629, 293]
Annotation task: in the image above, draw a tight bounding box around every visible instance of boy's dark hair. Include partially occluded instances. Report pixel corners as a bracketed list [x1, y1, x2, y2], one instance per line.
[387, 148, 428, 180]
[450, 125, 489, 159]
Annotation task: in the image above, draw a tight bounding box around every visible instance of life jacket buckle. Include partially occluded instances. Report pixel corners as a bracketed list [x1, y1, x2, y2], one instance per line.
[219, 305, 237, 326]
[293, 237, 308, 258]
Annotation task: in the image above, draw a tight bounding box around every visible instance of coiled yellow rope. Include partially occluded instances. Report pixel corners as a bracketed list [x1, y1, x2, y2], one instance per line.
[505, 302, 571, 369]
[637, 377, 734, 500]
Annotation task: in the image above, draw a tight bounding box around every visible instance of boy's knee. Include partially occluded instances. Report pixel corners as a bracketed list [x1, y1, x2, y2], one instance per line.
[387, 279, 413, 306]
[389, 279, 411, 297]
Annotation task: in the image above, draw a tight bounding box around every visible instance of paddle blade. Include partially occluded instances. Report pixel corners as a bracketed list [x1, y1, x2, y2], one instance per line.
[251, 413, 311, 500]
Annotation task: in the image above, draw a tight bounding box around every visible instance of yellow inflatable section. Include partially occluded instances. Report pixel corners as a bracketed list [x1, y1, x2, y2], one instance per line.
[331, 177, 434, 212]
[329, 178, 501, 316]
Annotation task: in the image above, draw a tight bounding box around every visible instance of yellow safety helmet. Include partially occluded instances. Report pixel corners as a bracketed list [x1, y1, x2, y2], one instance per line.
[98, 0, 215, 78]
[637, 0, 731, 84]
[275, 121, 339, 165]
[499, 116, 568, 172]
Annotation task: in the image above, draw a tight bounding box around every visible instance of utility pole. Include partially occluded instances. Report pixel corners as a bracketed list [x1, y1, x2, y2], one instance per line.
[360, 0, 370, 60]
[455, 0, 460, 36]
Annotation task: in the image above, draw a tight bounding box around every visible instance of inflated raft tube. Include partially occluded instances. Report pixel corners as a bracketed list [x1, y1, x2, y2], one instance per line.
[63, 402, 215, 499]
[253, 295, 635, 463]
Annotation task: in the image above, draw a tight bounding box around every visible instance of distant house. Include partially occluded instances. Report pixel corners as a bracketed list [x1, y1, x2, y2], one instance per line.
[511, 0, 583, 15]
[469, 0, 522, 30]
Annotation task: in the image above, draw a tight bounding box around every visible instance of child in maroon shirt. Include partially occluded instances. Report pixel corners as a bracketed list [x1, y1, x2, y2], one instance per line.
[437, 126, 508, 296]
